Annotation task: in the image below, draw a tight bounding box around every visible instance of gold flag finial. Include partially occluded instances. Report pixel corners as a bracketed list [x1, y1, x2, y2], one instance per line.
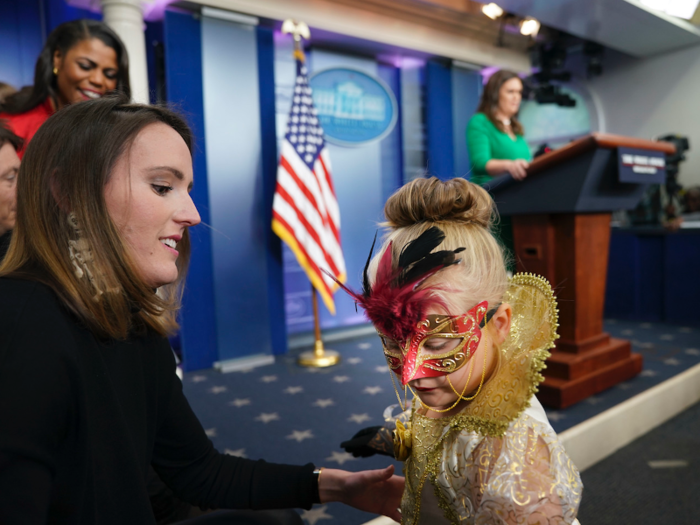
[282, 19, 310, 60]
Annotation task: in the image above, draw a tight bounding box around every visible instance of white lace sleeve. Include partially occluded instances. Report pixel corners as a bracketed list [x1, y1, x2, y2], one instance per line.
[437, 409, 583, 524]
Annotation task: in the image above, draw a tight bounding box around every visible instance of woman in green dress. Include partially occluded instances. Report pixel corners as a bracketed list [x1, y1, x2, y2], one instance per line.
[467, 70, 531, 267]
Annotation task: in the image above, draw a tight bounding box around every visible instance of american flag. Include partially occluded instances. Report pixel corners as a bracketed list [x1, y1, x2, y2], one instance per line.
[272, 57, 346, 314]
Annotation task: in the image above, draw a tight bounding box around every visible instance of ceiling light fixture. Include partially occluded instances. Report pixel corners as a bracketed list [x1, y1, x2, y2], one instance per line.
[482, 3, 504, 20]
[520, 17, 541, 37]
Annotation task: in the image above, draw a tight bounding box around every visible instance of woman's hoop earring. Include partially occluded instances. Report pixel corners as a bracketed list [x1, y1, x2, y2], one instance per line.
[53, 67, 58, 75]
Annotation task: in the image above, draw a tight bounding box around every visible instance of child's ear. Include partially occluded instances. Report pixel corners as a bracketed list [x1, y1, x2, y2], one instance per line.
[490, 303, 512, 345]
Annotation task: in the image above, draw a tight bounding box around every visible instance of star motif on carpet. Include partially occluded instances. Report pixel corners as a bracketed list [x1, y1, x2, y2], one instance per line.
[208, 386, 227, 394]
[300, 505, 333, 525]
[348, 413, 371, 424]
[286, 429, 314, 442]
[333, 375, 350, 383]
[685, 348, 700, 356]
[640, 369, 657, 377]
[325, 451, 357, 466]
[620, 329, 634, 336]
[235, 368, 255, 374]
[679, 327, 693, 333]
[190, 375, 207, 383]
[225, 448, 247, 458]
[617, 382, 633, 390]
[313, 398, 335, 408]
[284, 386, 304, 394]
[375, 365, 389, 373]
[639, 323, 652, 328]
[228, 398, 251, 408]
[347, 357, 362, 364]
[358, 342, 371, 350]
[546, 411, 566, 422]
[205, 428, 217, 437]
[260, 375, 278, 383]
[363, 386, 383, 395]
[586, 396, 603, 405]
[660, 334, 674, 341]
[255, 412, 280, 423]
[664, 358, 681, 366]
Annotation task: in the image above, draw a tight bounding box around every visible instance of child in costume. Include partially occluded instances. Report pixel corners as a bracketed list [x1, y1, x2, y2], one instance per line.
[337, 177, 583, 524]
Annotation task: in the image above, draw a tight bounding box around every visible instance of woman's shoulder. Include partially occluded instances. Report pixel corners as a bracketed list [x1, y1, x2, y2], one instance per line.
[468, 112, 490, 125]
[0, 98, 53, 142]
[0, 278, 82, 371]
[0, 278, 71, 332]
[467, 113, 496, 134]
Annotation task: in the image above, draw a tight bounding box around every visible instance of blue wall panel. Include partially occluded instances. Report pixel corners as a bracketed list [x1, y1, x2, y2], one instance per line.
[452, 66, 482, 180]
[0, 0, 44, 89]
[257, 25, 287, 355]
[44, 0, 100, 34]
[163, 10, 218, 371]
[426, 60, 454, 180]
[377, 63, 404, 204]
[200, 16, 275, 361]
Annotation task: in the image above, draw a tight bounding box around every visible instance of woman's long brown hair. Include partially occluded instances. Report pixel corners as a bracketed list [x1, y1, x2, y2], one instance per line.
[476, 69, 525, 136]
[0, 94, 193, 339]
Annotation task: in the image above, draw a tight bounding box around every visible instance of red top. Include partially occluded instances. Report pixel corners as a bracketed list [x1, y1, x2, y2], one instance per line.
[0, 98, 55, 159]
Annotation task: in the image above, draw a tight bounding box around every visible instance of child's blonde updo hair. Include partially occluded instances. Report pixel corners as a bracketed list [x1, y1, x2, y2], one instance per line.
[370, 177, 509, 314]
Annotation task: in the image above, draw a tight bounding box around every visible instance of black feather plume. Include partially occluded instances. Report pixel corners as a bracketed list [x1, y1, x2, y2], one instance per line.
[361, 231, 378, 297]
[396, 227, 464, 288]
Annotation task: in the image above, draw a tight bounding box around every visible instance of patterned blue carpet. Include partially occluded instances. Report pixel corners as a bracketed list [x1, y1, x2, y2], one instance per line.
[182, 319, 700, 525]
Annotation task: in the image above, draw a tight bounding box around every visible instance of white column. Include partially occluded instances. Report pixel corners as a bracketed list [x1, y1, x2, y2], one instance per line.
[101, 0, 149, 104]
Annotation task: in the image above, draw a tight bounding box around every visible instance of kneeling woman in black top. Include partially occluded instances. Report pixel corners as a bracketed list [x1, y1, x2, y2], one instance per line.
[0, 94, 403, 524]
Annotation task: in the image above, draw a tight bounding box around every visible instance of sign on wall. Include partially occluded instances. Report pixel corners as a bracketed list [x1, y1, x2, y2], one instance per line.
[309, 67, 398, 146]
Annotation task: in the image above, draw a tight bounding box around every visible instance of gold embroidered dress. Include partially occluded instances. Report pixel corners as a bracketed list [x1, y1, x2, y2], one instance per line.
[396, 274, 583, 525]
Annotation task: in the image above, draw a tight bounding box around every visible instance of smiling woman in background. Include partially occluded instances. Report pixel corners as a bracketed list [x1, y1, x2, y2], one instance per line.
[0, 19, 129, 157]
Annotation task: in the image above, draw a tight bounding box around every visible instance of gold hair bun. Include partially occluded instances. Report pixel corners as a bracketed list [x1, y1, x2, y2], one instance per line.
[384, 177, 494, 229]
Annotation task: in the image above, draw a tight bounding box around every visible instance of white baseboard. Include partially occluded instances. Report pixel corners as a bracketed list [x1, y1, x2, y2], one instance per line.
[559, 361, 700, 472]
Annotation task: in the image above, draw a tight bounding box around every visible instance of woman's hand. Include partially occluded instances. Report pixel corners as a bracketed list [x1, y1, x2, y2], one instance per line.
[485, 159, 529, 180]
[505, 159, 529, 180]
[318, 465, 404, 522]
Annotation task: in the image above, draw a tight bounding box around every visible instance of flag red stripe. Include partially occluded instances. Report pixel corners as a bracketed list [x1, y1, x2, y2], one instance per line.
[313, 161, 340, 243]
[275, 182, 341, 277]
[272, 211, 334, 297]
[279, 156, 330, 231]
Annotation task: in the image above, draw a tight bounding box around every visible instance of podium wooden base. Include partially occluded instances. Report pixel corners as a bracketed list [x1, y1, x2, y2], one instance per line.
[512, 213, 644, 409]
[539, 351, 643, 409]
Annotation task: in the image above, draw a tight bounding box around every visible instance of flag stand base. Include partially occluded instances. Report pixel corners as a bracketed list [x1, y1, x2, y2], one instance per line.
[298, 285, 341, 368]
[297, 339, 341, 368]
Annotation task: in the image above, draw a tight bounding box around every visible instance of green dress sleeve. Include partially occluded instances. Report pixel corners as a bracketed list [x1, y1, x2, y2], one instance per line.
[466, 113, 492, 173]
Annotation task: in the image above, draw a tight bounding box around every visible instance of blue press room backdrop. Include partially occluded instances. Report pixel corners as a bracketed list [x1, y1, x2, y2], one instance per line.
[12, 0, 688, 373]
[0, 0, 496, 371]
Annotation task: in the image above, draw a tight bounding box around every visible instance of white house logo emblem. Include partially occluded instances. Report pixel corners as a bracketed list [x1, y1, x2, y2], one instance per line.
[309, 68, 398, 146]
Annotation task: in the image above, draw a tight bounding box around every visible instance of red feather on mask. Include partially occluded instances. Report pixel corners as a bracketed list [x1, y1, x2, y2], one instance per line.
[326, 227, 465, 341]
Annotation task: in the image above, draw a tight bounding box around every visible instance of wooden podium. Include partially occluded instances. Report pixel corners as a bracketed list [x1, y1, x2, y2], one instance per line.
[485, 133, 676, 408]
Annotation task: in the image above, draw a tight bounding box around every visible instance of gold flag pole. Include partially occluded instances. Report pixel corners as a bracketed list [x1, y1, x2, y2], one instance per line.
[282, 19, 341, 368]
[298, 284, 341, 367]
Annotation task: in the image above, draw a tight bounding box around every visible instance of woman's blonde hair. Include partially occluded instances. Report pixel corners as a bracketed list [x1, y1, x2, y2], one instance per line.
[0, 94, 192, 339]
[370, 177, 509, 314]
